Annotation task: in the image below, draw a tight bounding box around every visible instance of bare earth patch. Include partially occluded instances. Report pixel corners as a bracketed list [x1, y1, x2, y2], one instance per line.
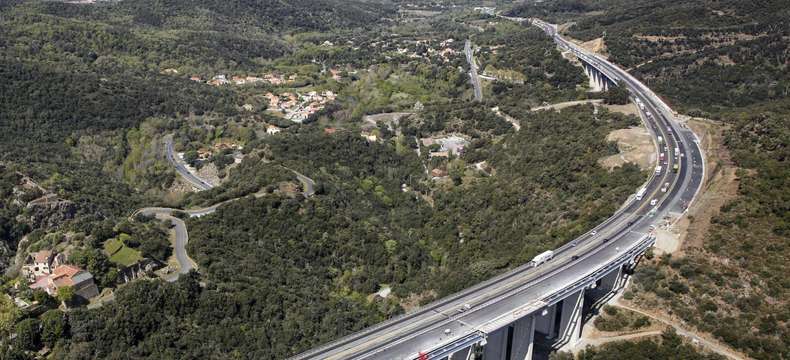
[599, 126, 655, 171]
[676, 117, 739, 251]
[602, 102, 640, 116]
[531, 99, 602, 112]
[400, 290, 437, 313]
[567, 36, 608, 57]
[196, 162, 222, 187]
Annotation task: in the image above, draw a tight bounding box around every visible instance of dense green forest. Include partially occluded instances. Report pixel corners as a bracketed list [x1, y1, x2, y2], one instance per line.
[9, 0, 783, 359]
[512, 0, 790, 117]
[474, 21, 588, 109]
[506, 0, 790, 358]
[44, 101, 645, 358]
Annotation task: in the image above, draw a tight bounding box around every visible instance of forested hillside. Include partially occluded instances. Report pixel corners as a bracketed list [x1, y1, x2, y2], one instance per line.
[0, 0, 392, 242]
[0, 1, 685, 358]
[44, 102, 644, 358]
[506, 1, 790, 358]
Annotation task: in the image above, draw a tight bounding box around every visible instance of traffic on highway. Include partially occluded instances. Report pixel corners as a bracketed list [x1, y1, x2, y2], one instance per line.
[291, 18, 704, 360]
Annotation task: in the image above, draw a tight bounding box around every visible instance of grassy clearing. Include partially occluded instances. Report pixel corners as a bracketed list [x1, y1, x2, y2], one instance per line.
[104, 238, 142, 267]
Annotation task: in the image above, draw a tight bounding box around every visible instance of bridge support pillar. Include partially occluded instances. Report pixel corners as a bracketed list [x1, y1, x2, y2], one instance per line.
[534, 304, 557, 337]
[557, 289, 585, 347]
[510, 315, 536, 360]
[587, 66, 596, 92]
[483, 327, 508, 360]
[449, 346, 473, 360]
[583, 63, 603, 93]
[600, 266, 623, 292]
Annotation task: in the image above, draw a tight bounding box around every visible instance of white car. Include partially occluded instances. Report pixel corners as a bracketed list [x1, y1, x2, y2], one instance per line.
[650, 199, 658, 206]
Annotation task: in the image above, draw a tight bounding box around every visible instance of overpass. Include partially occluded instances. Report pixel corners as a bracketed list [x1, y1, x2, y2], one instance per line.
[465, 39, 484, 101]
[291, 17, 704, 360]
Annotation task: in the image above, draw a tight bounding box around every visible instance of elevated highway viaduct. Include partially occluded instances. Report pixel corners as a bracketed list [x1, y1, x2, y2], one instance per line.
[291, 17, 705, 360]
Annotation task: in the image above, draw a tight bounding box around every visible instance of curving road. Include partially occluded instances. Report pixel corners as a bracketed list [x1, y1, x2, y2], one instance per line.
[134, 205, 220, 280]
[291, 17, 704, 360]
[164, 134, 215, 191]
[133, 165, 316, 280]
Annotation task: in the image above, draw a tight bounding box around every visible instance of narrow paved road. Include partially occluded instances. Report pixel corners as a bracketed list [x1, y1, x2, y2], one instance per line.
[164, 134, 215, 191]
[135, 207, 214, 280]
[293, 170, 316, 197]
[133, 167, 315, 280]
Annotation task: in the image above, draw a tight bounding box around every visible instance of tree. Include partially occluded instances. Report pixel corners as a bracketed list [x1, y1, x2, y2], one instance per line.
[14, 318, 41, 351]
[0, 294, 20, 336]
[183, 150, 199, 166]
[57, 286, 75, 305]
[0, 339, 31, 360]
[40, 310, 68, 347]
[32, 289, 59, 309]
[602, 81, 629, 105]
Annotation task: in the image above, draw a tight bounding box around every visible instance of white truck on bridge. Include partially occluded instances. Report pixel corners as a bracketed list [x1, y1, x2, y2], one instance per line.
[532, 250, 554, 266]
[635, 186, 647, 201]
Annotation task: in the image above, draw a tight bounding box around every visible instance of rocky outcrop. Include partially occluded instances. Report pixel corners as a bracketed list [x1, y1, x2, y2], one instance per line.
[4, 235, 30, 277]
[25, 198, 77, 230]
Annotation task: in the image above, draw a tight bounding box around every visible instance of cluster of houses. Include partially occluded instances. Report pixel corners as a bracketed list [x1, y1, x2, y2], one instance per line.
[265, 90, 337, 123]
[324, 35, 461, 64]
[187, 73, 297, 86]
[363, 38, 460, 63]
[194, 141, 244, 162]
[21, 250, 99, 303]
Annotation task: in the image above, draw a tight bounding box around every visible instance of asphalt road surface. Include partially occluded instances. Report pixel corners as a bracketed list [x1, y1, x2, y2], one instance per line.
[291, 18, 704, 360]
[164, 134, 215, 191]
[465, 39, 483, 101]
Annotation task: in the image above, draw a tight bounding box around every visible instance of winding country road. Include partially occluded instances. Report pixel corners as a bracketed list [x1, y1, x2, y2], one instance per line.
[164, 134, 215, 191]
[136, 149, 317, 280]
[134, 205, 220, 280]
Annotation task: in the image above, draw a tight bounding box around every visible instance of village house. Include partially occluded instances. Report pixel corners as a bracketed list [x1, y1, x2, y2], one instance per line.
[29, 264, 99, 301]
[213, 141, 242, 152]
[421, 135, 469, 157]
[196, 148, 213, 161]
[266, 124, 283, 135]
[330, 69, 342, 81]
[361, 130, 378, 142]
[266, 90, 337, 123]
[265, 92, 281, 110]
[431, 168, 448, 177]
[208, 74, 230, 86]
[21, 250, 64, 282]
